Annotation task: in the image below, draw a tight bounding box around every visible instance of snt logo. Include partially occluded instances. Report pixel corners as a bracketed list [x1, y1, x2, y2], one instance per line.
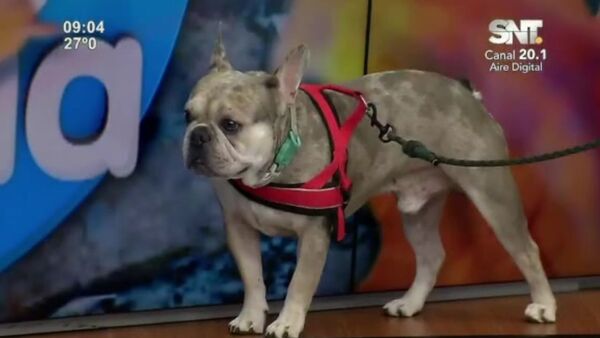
[489, 19, 544, 45]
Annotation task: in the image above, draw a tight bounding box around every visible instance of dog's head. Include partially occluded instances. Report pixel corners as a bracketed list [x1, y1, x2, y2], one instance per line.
[182, 28, 309, 186]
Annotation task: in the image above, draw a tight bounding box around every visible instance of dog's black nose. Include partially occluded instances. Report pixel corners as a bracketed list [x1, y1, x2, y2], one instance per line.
[190, 125, 212, 145]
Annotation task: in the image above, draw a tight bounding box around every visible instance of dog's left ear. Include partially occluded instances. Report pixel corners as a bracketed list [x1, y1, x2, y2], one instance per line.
[209, 22, 232, 73]
[274, 44, 310, 106]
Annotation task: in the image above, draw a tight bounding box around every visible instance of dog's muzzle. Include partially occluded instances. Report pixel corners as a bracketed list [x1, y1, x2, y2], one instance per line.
[186, 125, 212, 168]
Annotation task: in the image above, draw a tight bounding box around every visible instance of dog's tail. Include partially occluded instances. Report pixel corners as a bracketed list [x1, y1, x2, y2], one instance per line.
[459, 79, 483, 101]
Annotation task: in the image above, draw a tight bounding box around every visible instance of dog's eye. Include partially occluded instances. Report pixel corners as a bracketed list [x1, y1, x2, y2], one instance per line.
[184, 109, 193, 124]
[220, 118, 241, 134]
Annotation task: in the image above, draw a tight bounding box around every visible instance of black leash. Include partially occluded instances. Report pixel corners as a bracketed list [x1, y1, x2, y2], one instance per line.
[366, 103, 600, 167]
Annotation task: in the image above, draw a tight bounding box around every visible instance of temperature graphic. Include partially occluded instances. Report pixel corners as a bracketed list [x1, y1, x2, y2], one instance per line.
[64, 36, 98, 50]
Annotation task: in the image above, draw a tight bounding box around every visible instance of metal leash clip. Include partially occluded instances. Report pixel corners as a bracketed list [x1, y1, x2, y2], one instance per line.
[366, 103, 395, 143]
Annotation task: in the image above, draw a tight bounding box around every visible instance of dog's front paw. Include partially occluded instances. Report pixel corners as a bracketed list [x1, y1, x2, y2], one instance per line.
[228, 309, 266, 335]
[383, 297, 423, 317]
[265, 315, 304, 338]
[525, 303, 556, 323]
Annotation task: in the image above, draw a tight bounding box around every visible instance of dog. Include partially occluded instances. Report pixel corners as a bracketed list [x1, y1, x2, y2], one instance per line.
[182, 32, 556, 338]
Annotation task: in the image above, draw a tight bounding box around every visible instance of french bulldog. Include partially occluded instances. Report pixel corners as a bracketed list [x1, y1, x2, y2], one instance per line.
[182, 33, 556, 338]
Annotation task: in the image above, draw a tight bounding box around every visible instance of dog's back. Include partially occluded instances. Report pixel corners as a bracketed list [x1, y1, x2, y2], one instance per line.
[329, 70, 507, 213]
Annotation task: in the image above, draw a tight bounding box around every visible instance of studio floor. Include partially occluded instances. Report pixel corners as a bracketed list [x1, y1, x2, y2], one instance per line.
[24, 290, 600, 338]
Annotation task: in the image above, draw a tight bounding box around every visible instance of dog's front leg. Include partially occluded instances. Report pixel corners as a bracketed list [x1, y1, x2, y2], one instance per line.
[226, 219, 268, 334]
[266, 221, 330, 338]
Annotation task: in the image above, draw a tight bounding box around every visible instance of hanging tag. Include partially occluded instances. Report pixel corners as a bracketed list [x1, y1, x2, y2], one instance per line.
[274, 129, 301, 169]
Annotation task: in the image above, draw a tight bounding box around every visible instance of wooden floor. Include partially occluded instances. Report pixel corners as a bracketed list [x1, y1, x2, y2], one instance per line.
[27, 290, 600, 337]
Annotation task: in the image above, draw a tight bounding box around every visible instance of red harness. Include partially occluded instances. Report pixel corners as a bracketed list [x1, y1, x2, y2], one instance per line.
[230, 84, 368, 241]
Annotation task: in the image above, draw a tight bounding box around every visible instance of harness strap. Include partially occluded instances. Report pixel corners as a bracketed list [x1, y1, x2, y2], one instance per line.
[231, 181, 345, 210]
[300, 84, 368, 192]
[229, 84, 368, 241]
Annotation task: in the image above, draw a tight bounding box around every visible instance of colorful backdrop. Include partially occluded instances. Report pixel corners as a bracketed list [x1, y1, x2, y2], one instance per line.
[0, 0, 598, 324]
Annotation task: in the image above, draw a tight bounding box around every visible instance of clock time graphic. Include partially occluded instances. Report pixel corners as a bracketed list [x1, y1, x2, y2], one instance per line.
[62, 20, 106, 50]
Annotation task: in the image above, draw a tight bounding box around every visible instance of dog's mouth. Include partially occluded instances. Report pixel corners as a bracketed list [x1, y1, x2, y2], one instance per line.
[235, 166, 250, 176]
[188, 157, 249, 179]
[184, 126, 254, 179]
[188, 159, 215, 176]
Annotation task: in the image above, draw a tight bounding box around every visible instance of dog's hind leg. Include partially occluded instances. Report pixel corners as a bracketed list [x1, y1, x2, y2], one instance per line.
[444, 165, 556, 323]
[384, 192, 448, 317]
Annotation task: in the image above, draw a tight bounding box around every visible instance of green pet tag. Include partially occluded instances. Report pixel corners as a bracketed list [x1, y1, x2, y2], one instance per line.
[274, 130, 302, 170]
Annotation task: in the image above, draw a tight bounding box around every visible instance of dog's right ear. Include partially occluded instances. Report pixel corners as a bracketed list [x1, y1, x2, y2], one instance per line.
[209, 22, 232, 73]
[274, 44, 310, 106]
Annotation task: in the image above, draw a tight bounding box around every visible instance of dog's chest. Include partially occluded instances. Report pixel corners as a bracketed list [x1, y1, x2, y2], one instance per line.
[213, 180, 318, 237]
[245, 201, 299, 236]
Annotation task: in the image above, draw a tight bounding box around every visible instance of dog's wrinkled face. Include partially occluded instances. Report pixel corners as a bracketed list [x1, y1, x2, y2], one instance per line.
[183, 29, 309, 186]
[183, 71, 278, 180]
